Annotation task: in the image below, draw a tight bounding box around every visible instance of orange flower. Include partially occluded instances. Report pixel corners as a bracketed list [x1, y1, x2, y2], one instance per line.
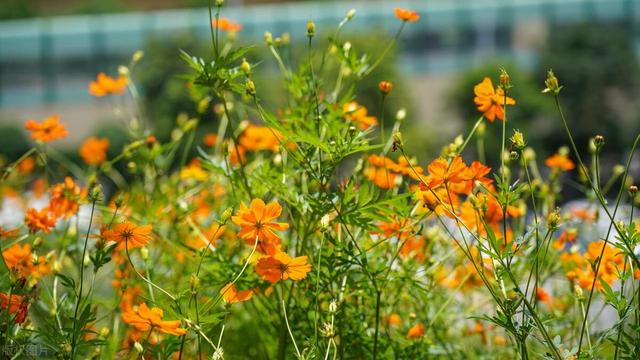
[238, 124, 282, 152]
[0, 226, 19, 238]
[79, 137, 110, 165]
[220, 283, 253, 304]
[473, 77, 516, 122]
[48, 177, 86, 219]
[535, 287, 551, 304]
[425, 156, 469, 189]
[203, 133, 218, 147]
[24, 115, 68, 142]
[18, 156, 35, 174]
[553, 229, 577, 250]
[212, 18, 243, 32]
[545, 153, 575, 171]
[343, 102, 378, 130]
[255, 251, 311, 284]
[0, 293, 29, 324]
[180, 159, 208, 181]
[122, 303, 187, 336]
[89, 72, 128, 97]
[387, 313, 402, 326]
[394, 8, 420, 22]
[231, 199, 289, 255]
[366, 155, 423, 189]
[24, 208, 56, 234]
[103, 222, 153, 250]
[2, 244, 50, 280]
[562, 240, 625, 290]
[406, 323, 425, 339]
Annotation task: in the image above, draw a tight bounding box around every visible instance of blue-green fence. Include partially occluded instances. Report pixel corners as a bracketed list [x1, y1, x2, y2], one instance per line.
[0, 0, 638, 108]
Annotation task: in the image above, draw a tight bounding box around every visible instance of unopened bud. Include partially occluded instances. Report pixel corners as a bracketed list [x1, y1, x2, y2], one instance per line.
[190, 274, 200, 292]
[132, 50, 144, 63]
[307, 20, 316, 38]
[329, 300, 338, 313]
[134, 341, 144, 353]
[510, 130, 526, 151]
[543, 69, 561, 95]
[509, 151, 519, 161]
[240, 59, 251, 76]
[547, 208, 561, 230]
[629, 185, 638, 197]
[245, 79, 256, 96]
[118, 66, 129, 77]
[499, 68, 511, 89]
[140, 247, 149, 260]
[221, 207, 233, 222]
[215, 0, 224, 6]
[264, 32, 273, 45]
[378, 81, 393, 95]
[396, 109, 406, 121]
[574, 285, 584, 301]
[346, 9, 356, 21]
[594, 134, 605, 148]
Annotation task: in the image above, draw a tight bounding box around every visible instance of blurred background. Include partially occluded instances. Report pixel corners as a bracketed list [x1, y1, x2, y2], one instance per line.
[1, 0, 639, 172]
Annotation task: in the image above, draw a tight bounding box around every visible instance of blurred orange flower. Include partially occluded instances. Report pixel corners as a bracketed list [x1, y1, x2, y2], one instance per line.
[89, 73, 127, 97]
[25, 207, 56, 234]
[0, 293, 29, 324]
[212, 18, 243, 32]
[2, 244, 50, 280]
[80, 137, 110, 165]
[473, 77, 515, 122]
[48, 177, 86, 219]
[24, 115, 68, 142]
[343, 102, 378, 130]
[238, 124, 283, 152]
[406, 323, 425, 339]
[122, 303, 187, 336]
[231, 199, 289, 255]
[255, 251, 311, 284]
[425, 156, 469, 189]
[394, 8, 420, 22]
[545, 153, 575, 171]
[220, 283, 253, 304]
[18, 156, 35, 174]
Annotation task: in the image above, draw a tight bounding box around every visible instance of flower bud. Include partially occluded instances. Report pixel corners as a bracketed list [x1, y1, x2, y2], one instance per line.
[509, 151, 519, 161]
[281, 33, 291, 45]
[221, 207, 233, 222]
[145, 135, 157, 146]
[613, 164, 625, 176]
[499, 68, 511, 89]
[594, 134, 605, 148]
[190, 274, 200, 292]
[396, 109, 407, 121]
[134, 341, 144, 354]
[346, 9, 356, 21]
[547, 208, 561, 230]
[264, 32, 273, 45]
[132, 50, 144, 63]
[215, 0, 224, 6]
[629, 185, 638, 197]
[392, 131, 403, 152]
[245, 79, 256, 96]
[118, 66, 129, 77]
[574, 285, 584, 301]
[240, 58, 251, 76]
[510, 130, 526, 152]
[378, 81, 393, 95]
[543, 69, 561, 95]
[140, 247, 149, 260]
[328, 300, 338, 313]
[307, 20, 316, 38]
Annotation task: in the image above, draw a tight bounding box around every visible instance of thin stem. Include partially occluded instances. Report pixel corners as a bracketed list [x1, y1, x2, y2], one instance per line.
[70, 199, 96, 359]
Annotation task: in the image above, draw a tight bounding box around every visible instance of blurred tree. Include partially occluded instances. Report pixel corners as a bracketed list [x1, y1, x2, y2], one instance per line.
[0, 0, 36, 20]
[539, 23, 640, 154]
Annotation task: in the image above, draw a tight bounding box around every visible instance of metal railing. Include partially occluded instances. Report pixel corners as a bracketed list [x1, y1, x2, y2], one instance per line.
[0, 0, 638, 108]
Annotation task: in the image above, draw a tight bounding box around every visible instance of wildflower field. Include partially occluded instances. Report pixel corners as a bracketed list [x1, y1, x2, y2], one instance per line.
[2, 3, 640, 359]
